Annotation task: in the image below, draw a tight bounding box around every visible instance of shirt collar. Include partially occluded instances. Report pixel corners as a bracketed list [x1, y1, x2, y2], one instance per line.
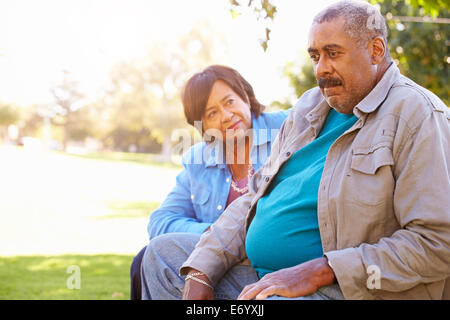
[354, 62, 399, 115]
[306, 62, 400, 127]
[204, 113, 268, 168]
[251, 112, 270, 147]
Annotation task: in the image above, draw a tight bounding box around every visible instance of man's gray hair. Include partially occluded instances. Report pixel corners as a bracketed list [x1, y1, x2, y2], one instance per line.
[313, 0, 389, 54]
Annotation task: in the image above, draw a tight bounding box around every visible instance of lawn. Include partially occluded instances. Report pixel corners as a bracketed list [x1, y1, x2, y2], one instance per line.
[0, 255, 133, 300]
[0, 146, 181, 299]
[60, 149, 182, 170]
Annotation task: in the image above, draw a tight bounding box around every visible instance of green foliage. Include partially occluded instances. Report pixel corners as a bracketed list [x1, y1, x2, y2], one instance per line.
[374, 0, 449, 105]
[233, 0, 449, 43]
[276, 1, 449, 107]
[229, 0, 277, 51]
[400, 0, 449, 17]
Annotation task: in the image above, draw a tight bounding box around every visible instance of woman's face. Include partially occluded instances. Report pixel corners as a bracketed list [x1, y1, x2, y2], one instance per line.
[202, 80, 252, 143]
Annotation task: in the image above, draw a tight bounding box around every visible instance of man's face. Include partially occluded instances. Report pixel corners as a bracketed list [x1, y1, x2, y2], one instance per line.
[308, 17, 378, 114]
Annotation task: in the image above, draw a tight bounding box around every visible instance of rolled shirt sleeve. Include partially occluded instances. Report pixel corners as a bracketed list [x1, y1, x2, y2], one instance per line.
[147, 161, 211, 240]
[179, 192, 253, 285]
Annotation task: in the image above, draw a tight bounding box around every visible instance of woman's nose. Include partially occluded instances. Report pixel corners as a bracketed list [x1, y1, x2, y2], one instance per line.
[221, 108, 233, 122]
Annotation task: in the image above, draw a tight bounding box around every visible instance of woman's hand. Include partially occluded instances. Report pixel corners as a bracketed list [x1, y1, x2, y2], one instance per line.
[237, 257, 335, 300]
[182, 269, 215, 300]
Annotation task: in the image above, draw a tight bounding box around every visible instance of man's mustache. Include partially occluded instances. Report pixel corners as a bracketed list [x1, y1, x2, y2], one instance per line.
[318, 77, 343, 88]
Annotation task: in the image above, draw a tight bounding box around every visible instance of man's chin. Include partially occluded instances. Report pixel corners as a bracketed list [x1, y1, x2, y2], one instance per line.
[325, 97, 352, 114]
[325, 95, 340, 108]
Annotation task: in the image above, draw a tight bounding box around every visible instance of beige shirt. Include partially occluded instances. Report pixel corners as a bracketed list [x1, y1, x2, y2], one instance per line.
[181, 64, 450, 300]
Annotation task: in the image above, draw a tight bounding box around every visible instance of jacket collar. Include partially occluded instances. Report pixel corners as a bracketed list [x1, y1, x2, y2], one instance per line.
[306, 62, 400, 128]
[354, 62, 400, 116]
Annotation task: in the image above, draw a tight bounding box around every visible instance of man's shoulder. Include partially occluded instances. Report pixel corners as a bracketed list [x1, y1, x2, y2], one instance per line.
[284, 87, 325, 123]
[293, 87, 324, 112]
[382, 75, 448, 129]
[390, 75, 448, 113]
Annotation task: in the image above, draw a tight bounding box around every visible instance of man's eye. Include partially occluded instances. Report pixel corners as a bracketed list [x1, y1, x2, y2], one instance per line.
[310, 54, 319, 62]
[226, 99, 234, 106]
[329, 51, 339, 58]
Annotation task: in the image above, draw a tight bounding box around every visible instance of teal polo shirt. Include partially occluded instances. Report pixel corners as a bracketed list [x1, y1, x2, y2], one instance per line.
[245, 108, 358, 278]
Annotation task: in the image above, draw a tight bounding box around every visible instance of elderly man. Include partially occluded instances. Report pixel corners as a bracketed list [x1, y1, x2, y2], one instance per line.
[141, 0, 450, 300]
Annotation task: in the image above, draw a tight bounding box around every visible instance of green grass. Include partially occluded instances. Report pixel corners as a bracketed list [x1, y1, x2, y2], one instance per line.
[0, 146, 177, 299]
[94, 200, 161, 219]
[57, 150, 182, 169]
[0, 255, 133, 300]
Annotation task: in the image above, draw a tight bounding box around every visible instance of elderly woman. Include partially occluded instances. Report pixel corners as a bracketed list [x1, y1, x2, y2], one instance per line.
[130, 65, 289, 299]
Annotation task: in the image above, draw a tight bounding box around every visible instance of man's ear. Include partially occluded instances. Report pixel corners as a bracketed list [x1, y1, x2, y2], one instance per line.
[370, 36, 386, 65]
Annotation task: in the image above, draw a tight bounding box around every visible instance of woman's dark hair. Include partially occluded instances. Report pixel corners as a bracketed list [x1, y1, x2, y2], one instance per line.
[181, 65, 265, 127]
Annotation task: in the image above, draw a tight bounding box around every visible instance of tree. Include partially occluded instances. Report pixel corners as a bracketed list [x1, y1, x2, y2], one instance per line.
[49, 70, 88, 149]
[0, 103, 20, 142]
[271, 0, 449, 108]
[230, 0, 450, 51]
[105, 21, 229, 159]
[373, 0, 449, 105]
[0, 103, 19, 127]
[229, 0, 277, 51]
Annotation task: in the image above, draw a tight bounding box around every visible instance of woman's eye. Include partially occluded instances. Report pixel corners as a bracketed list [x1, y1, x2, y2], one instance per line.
[226, 99, 234, 106]
[208, 111, 216, 119]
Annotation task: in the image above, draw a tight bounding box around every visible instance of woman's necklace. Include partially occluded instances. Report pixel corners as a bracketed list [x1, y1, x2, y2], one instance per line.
[229, 164, 254, 194]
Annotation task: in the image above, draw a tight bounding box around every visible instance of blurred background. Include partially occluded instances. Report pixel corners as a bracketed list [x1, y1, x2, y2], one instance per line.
[0, 0, 448, 299]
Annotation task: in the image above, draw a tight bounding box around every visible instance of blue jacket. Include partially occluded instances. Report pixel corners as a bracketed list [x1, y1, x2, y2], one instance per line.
[147, 110, 289, 239]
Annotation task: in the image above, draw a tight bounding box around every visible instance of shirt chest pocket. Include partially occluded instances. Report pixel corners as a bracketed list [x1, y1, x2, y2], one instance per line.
[349, 141, 395, 206]
[191, 187, 211, 206]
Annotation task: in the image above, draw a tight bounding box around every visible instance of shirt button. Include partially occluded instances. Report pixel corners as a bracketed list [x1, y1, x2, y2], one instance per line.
[217, 205, 223, 210]
[286, 151, 291, 157]
[265, 177, 270, 182]
[226, 178, 230, 183]
[191, 195, 194, 200]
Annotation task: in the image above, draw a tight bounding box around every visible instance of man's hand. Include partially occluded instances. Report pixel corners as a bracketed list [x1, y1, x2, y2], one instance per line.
[237, 257, 335, 300]
[182, 268, 215, 300]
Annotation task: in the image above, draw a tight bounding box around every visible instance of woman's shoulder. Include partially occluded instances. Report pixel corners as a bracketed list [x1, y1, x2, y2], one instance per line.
[181, 141, 207, 166]
[257, 109, 291, 129]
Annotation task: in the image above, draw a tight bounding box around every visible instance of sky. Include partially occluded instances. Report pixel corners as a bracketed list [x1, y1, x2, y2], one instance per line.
[0, 0, 338, 107]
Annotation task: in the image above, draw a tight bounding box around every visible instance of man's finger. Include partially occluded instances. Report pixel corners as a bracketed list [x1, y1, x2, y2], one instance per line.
[237, 283, 254, 299]
[255, 285, 282, 300]
[238, 283, 266, 300]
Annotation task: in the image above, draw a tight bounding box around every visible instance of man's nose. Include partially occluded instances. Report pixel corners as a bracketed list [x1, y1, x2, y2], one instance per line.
[315, 55, 333, 78]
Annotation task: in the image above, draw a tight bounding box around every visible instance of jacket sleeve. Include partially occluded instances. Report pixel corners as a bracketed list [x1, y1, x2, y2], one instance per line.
[179, 190, 254, 285]
[147, 162, 211, 240]
[179, 111, 296, 285]
[325, 104, 450, 299]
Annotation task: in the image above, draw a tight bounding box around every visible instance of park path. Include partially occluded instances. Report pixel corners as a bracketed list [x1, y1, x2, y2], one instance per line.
[0, 146, 179, 256]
